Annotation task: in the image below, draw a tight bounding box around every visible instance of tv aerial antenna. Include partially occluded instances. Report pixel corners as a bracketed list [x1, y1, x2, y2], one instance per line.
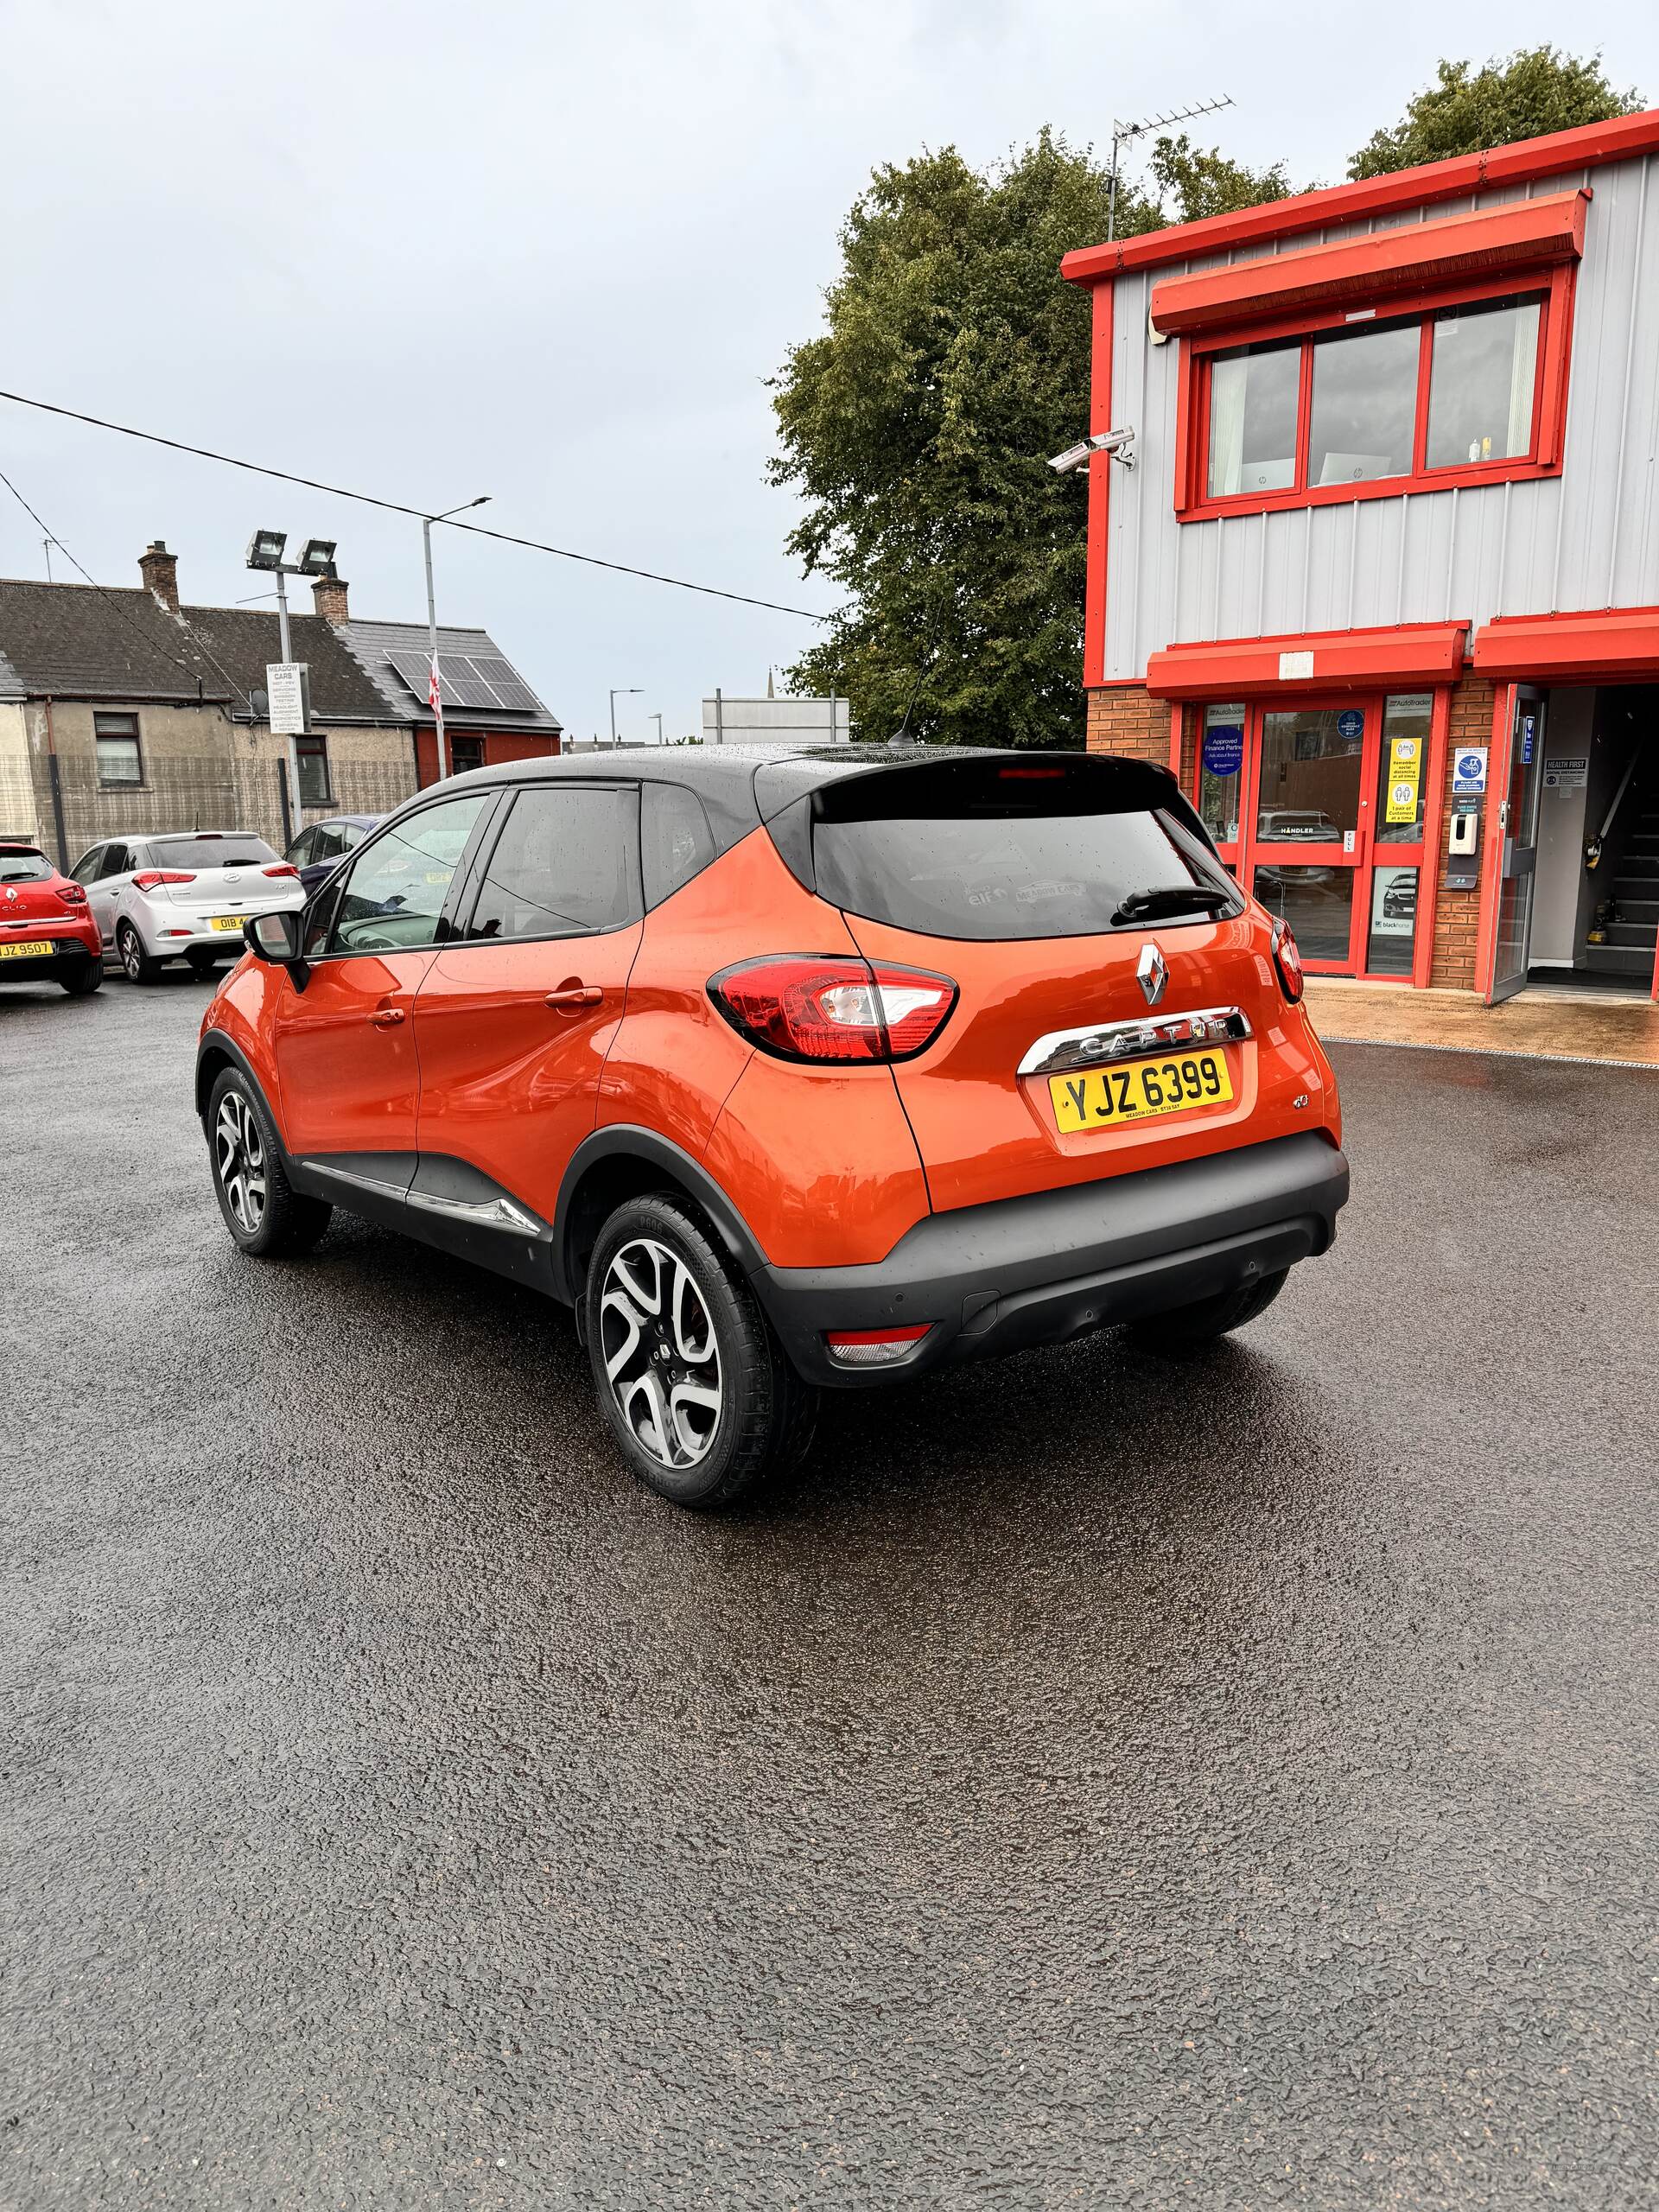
[1108, 93, 1234, 240]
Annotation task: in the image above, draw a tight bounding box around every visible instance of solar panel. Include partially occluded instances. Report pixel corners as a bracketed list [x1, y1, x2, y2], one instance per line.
[468, 656, 540, 713]
[387, 649, 433, 702]
[385, 646, 539, 715]
[436, 654, 504, 710]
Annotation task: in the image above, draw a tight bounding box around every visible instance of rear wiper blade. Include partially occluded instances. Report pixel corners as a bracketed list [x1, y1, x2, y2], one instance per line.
[1111, 883, 1234, 925]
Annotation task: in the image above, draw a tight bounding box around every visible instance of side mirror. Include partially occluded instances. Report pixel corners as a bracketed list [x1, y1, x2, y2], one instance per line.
[245, 910, 303, 964]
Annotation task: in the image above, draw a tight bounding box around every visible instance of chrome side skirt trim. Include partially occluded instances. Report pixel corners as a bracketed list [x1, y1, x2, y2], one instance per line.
[303, 1159, 410, 1198]
[1018, 1005, 1252, 1078]
[405, 1186, 543, 1236]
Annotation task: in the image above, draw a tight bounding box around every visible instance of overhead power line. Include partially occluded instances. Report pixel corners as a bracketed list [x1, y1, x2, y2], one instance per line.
[0, 386, 830, 624]
[0, 463, 257, 709]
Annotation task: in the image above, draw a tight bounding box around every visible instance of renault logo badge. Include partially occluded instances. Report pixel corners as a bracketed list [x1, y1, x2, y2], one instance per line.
[1137, 942, 1168, 1007]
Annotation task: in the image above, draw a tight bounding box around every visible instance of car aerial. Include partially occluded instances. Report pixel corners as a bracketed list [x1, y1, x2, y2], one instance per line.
[195, 747, 1350, 1510]
[284, 814, 381, 897]
[0, 841, 105, 995]
[73, 830, 305, 983]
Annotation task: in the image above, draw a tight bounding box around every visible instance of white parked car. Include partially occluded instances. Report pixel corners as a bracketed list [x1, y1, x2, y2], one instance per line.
[71, 830, 306, 982]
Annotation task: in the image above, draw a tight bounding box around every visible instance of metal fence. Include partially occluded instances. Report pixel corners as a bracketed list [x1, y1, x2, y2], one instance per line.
[3, 752, 421, 868]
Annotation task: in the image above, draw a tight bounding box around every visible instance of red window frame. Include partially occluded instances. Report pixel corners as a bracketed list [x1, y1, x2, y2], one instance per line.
[1173, 263, 1576, 522]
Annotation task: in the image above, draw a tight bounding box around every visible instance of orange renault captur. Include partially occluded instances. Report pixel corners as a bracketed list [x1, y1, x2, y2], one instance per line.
[196, 747, 1348, 1508]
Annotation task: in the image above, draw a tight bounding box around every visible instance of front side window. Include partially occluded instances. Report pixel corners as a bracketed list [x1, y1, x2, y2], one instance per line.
[466, 786, 639, 942]
[94, 712, 143, 787]
[332, 793, 489, 954]
[286, 828, 317, 867]
[72, 845, 107, 884]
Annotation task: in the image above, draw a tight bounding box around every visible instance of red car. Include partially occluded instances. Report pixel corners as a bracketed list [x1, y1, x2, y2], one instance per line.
[196, 749, 1349, 1508]
[0, 842, 105, 995]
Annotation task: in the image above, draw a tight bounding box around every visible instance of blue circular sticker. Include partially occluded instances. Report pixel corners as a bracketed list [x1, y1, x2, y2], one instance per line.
[1202, 723, 1243, 778]
[1458, 752, 1483, 779]
[1336, 709, 1363, 742]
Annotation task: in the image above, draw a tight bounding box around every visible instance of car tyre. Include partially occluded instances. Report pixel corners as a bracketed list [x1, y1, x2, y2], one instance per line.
[60, 956, 104, 996]
[1128, 1268, 1287, 1351]
[207, 1067, 333, 1258]
[117, 918, 162, 985]
[584, 1192, 817, 1510]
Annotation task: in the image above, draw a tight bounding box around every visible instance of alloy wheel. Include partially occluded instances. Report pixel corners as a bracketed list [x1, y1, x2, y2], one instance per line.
[120, 926, 143, 979]
[597, 1237, 723, 1470]
[214, 1090, 269, 1235]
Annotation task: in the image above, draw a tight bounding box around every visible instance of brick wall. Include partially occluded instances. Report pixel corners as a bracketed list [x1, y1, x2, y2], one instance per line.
[1085, 683, 1168, 765]
[1429, 674, 1496, 992]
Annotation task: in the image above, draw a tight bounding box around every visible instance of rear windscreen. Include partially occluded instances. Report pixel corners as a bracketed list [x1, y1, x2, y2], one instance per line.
[149, 836, 277, 870]
[0, 850, 53, 882]
[807, 758, 1240, 942]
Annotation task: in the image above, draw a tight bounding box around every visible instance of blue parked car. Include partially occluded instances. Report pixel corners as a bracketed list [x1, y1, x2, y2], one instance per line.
[283, 814, 381, 896]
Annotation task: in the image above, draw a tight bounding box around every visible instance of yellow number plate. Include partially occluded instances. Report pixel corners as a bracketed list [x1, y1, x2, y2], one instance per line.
[0, 938, 52, 959]
[210, 915, 247, 931]
[1049, 1050, 1233, 1132]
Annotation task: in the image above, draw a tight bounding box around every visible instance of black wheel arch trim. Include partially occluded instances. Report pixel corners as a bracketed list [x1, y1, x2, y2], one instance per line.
[551, 1125, 769, 1306]
[195, 1026, 288, 1137]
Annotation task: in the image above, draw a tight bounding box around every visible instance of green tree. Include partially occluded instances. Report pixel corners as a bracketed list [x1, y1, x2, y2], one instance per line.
[1147, 132, 1302, 224]
[770, 133, 1159, 748]
[1349, 48, 1641, 178]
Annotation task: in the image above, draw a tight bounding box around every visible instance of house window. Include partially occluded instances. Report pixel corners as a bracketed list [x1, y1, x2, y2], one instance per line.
[1181, 273, 1569, 518]
[296, 734, 332, 806]
[448, 735, 484, 774]
[94, 712, 143, 786]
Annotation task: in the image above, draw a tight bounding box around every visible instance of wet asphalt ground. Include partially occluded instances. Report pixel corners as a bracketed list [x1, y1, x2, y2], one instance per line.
[4, 968, 1658, 2211]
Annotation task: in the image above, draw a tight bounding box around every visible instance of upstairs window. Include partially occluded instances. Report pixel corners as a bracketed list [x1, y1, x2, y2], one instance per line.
[94, 712, 143, 787]
[1181, 273, 1570, 518]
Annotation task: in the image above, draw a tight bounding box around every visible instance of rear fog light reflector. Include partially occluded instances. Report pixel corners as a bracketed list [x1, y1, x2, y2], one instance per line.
[824, 1325, 933, 1368]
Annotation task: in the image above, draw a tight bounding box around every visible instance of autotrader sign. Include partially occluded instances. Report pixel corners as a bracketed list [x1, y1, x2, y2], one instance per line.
[266, 662, 311, 736]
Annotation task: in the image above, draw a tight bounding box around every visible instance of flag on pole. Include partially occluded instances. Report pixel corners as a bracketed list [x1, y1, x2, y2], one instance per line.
[428, 652, 443, 715]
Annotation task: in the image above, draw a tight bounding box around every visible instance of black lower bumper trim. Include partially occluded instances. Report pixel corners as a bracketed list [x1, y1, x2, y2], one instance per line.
[751, 1132, 1350, 1387]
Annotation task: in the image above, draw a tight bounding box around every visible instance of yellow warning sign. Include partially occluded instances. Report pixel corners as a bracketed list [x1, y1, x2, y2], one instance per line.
[1385, 736, 1423, 826]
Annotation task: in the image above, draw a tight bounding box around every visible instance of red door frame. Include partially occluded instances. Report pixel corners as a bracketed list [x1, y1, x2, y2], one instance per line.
[1192, 693, 1443, 980]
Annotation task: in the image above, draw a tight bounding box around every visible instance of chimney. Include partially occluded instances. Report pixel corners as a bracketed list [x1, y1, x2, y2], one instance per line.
[138, 540, 179, 613]
[311, 566, 350, 623]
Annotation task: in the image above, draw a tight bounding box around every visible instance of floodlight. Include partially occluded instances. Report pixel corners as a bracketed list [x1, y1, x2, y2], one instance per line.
[297, 537, 338, 575]
[245, 528, 288, 570]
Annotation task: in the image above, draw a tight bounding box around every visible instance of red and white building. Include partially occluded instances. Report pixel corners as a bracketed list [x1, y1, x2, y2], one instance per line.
[1065, 109, 1659, 1004]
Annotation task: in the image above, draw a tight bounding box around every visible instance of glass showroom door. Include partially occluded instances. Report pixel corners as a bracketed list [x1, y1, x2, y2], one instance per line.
[1245, 702, 1378, 970]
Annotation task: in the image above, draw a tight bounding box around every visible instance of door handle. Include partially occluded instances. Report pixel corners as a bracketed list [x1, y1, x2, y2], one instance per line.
[369, 1006, 405, 1027]
[545, 982, 603, 1012]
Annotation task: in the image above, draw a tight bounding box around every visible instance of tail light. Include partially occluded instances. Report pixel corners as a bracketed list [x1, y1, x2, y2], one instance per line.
[1271, 918, 1305, 1002]
[262, 863, 299, 878]
[131, 869, 195, 893]
[709, 955, 957, 1064]
[825, 1325, 934, 1367]
[57, 881, 87, 906]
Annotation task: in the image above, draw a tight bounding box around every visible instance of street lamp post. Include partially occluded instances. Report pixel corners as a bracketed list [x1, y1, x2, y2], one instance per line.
[609, 686, 642, 750]
[246, 528, 339, 844]
[649, 712, 664, 747]
[422, 496, 491, 782]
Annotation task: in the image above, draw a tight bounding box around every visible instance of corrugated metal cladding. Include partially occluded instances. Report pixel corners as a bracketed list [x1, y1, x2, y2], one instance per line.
[1103, 154, 1659, 682]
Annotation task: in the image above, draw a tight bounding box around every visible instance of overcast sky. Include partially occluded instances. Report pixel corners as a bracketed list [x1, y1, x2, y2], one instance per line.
[3, 1, 1655, 742]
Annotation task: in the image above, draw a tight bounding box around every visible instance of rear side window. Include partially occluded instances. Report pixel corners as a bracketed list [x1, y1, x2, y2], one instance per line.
[150, 836, 278, 870]
[466, 785, 639, 942]
[641, 783, 716, 908]
[807, 758, 1239, 942]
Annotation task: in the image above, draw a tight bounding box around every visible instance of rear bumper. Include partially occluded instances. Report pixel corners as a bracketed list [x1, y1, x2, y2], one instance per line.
[0, 929, 102, 982]
[751, 1132, 1350, 1387]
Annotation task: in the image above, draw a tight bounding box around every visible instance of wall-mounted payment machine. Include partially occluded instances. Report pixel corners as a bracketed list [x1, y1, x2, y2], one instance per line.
[1445, 800, 1481, 889]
